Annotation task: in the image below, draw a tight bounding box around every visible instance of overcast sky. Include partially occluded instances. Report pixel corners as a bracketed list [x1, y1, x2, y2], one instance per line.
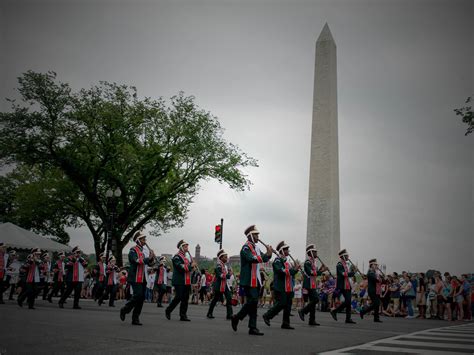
[1, 0, 473, 274]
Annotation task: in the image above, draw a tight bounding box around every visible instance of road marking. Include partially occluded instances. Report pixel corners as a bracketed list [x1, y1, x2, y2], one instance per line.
[320, 322, 474, 354]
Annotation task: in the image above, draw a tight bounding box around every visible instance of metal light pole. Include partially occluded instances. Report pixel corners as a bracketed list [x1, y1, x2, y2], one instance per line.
[105, 187, 121, 262]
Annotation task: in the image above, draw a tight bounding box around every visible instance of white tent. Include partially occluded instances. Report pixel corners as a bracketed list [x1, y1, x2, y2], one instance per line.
[0, 222, 71, 252]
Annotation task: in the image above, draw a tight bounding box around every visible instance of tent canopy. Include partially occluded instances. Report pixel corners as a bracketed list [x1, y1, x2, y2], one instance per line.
[0, 222, 71, 252]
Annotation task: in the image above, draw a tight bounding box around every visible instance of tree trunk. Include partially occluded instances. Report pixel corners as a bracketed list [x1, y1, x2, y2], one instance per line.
[93, 238, 101, 261]
[114, 234, 124, 266]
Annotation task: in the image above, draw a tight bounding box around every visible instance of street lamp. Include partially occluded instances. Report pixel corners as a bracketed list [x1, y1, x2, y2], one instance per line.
[105, 187, 121, 261]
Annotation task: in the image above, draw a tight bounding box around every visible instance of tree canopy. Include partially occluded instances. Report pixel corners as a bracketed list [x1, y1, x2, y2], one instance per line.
[0, 71, 257, 263]
[454, 96, 473, 136]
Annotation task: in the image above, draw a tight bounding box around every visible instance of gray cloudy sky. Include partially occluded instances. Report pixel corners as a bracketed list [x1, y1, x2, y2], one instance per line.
[1, 0, 473, 273]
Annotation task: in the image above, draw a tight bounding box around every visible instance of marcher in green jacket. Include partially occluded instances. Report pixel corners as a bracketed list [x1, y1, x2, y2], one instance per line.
[166, 239, 197, 321]
[298, 244, 329, 326]
[207, 249, 233, 320]
[262, 241, 300, 329]
[360, 258, 383, 322]
[231, 225, 272, 336]
[330, 249, 357, 324]
[120, 231, 155, 325]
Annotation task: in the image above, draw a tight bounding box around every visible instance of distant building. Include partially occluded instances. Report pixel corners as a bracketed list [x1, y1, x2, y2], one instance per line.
[228, 255, 240, 267]
[195, 244, 201, 260]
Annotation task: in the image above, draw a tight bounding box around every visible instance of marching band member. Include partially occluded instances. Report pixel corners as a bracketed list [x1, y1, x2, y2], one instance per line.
[359, 258, 383, 322]
[165, 239, 196, 321]
[207, 249, 233, 320]
[41, 253, 52, 301]
[99, 256, 120, 307]
[17, 248, 42, 309]
[0, 242, 8, 304]
[262, 241, 300, 330]
[155, 256, 167, 308]
[120, 231, 155, 325]
[58, 246, 88, 309]
[47, 252, 66, 302]
[231, 225, 272, 336]
[6, 250, 21, 301]
[93, 252, 107, 302]
[330, 249, 356, 324]
[298, 244, 328, 326]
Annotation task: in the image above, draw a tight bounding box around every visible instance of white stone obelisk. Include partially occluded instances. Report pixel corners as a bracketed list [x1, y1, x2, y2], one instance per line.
[306, 23, 340, 270]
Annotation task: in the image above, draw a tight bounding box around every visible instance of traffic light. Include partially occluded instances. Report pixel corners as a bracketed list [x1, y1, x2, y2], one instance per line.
[215, 224, 222, 244]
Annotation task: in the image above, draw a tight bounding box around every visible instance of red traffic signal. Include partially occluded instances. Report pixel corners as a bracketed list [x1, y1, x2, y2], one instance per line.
[215, 224, 222, 243]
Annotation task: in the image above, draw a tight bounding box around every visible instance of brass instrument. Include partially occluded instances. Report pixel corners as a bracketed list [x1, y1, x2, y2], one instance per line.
[256, 239, 279, 257]
[258, 239, 300, 270]
[143, 242, 156, 265]
[316, 256, 334, 278]
[186, 251, 198, 269]
[348, 258, 365, 277]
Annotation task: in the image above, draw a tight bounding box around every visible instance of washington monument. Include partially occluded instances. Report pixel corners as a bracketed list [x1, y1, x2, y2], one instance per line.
[306, 23, 340, 270]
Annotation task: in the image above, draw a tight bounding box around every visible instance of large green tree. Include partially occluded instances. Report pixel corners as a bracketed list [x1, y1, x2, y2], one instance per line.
[0, 71, 257, 264]
[454, 96, 473, 136]
[0, 166, 77, 245]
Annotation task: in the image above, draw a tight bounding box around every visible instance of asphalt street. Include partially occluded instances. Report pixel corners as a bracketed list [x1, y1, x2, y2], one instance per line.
[0, 298, 471, 354]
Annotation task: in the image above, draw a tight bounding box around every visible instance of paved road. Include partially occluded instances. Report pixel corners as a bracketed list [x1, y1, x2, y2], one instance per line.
[0, 298, 472, 354]
[321, 322, 474, 354]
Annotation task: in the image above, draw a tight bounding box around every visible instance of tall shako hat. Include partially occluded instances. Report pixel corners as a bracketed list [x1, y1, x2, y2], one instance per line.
[338, 249, 348, 257]
[72, 246, 81, 253]
[306, 244, 317, 254]
[58, 251, 65, 257]
[217, 249, 227, 259]
[159, 256, 166, 263]
[98, 252, 105, 258]
[31, 248, 41, 254]
[244, 225, 259, 237]
[133, 231, 146, 242]
[276, 241, 289, 254]
[9, 250, 17, 256]
[177, 239, 189, 249]
[42, 252, 49, 258]
[0, 242, 4, 247]
[108, 256, 116, 263]
[369, 258, 377, 266]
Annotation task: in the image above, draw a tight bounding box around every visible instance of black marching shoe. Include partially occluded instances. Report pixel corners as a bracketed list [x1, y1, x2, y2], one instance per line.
[262, 314, 271, 326]
[120, 307, 126, 321]
[73, 305, 82, 309]
[180, 317, 191, 322]
[17, 299, 23, 308]
[165, 309, 171, 320]
[248, 328, 264, 336]
[231, 315, 239, 331]
[281, 323, 294, 330]
[359, 311, 364, 320]
[226, 315, 233, 320]
[298, 309, 305, 322]
[47, 297, 52, 303]
[28, 306, 35, 310]
[308, 321, 320, 326]
[345, 319, 356, 324]
[330, 309, 337, 321]
[0, 299, 5, 304]
[157, 303, 163, 308]
[132, 319, 143, 326]
[206, 314, 215, 319]
[374, 319, 383, 323]
[58, 302, 64, 308]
